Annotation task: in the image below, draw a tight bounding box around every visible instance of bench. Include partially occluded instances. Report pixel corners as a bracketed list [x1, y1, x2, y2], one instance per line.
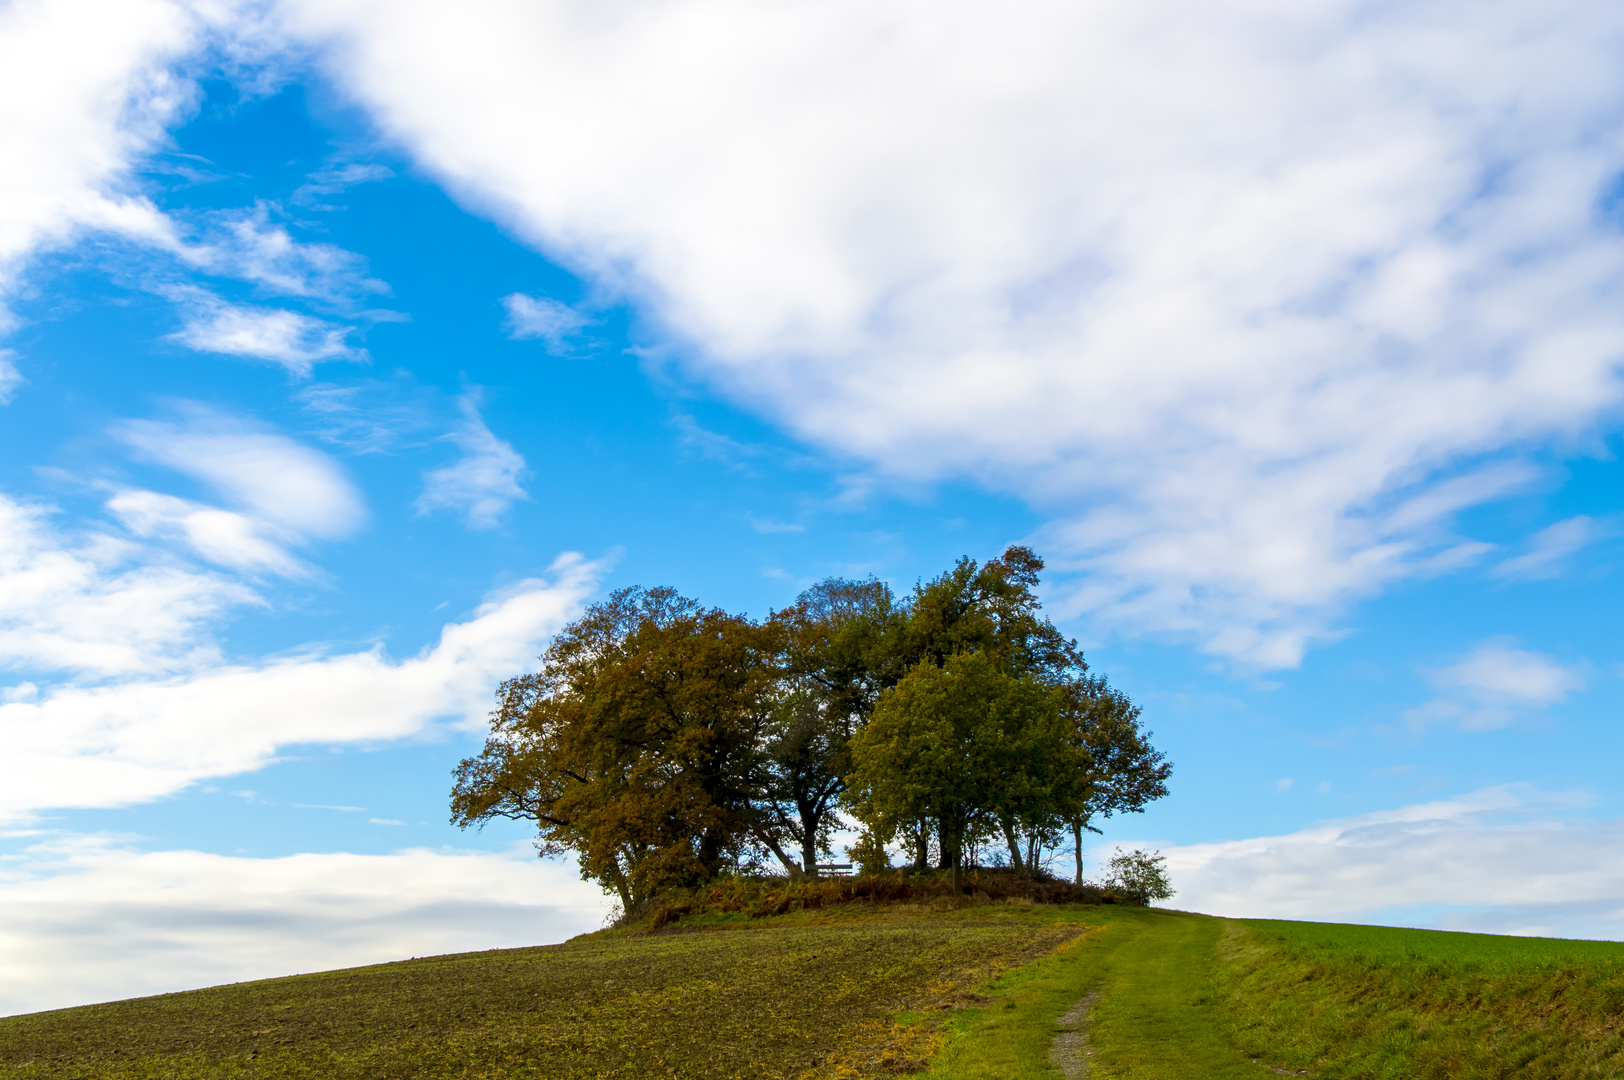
[814, 863, 854, 877]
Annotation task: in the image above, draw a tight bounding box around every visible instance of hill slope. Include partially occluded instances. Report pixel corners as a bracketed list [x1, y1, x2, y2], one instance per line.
[4, 899, 1624, 1079]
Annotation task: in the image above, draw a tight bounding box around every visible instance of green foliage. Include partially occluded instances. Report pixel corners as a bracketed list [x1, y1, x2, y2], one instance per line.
[846, 829, 894, 877]
[1103, 847, 1175, 904]
[845, 651, 1063, 888]
[450, 585, 779, 909]
[454, 546, 1170, 904]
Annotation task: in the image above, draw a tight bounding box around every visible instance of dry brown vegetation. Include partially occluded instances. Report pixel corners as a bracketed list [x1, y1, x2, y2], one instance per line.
[0, 905, 1088, 1080]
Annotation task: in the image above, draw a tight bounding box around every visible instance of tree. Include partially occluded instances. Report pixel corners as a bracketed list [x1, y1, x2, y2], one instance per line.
[844, 650, 1062, 892]
[450, 586, 779, 911]
[1104, 848, 1175, 904]
[1055, 679, 1171, 885]
[758, 577, 898, 878]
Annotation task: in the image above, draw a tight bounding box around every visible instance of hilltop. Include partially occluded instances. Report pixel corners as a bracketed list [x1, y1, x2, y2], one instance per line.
[3, 886, 1623, 1079]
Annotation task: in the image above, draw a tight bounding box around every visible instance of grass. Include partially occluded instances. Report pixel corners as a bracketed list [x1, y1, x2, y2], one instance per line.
[8, 893, 1624, 1080]
[1219, 918, 1624, 1078]
[0, 904, 1084, 1080]
[897, 908, 1624, 1079]
[907, 905, 1266, 1079]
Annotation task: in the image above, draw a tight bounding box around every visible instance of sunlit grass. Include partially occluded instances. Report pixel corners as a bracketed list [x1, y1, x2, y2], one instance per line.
[1220, 918, 1624, 1078]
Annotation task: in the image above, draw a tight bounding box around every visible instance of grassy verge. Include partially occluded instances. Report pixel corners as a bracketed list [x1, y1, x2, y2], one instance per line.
[0, 906, 1082, 1080]
[1219, 918, 1624, 1078]
[909, 905, 1266, 1079]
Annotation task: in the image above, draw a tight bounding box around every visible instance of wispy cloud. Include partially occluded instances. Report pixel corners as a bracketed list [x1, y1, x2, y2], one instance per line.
[0, 493, 255, 680]
[416, 396, 528, 529]
[297, 379, 437, 455]
[1405, 640, 1585, 732]
[169, 293, 364, 376]
[291, 162, 394, 209]
[746, 515, 804, 535]
[117, 405, 366, 544]
[0, 350, 21, 404]
[1154, 785, 1624, 939]
[174, 202, 389, 307]
[0, 553, 605, 825]
[502, 293, 591, 351]
[106, 489, 308, 578]
[0, 837, 609, 1015]
[1493, 516, 1611, 581]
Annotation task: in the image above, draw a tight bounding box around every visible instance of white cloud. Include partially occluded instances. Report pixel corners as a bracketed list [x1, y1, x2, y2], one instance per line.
[278, 0, 1624, 666]
[0, 836, 610, 1016]
[172, 201, 390, 306]
[291, 161, 394, 208]
[0, 350, 22, 403]
[118, 406, 366, 542]
[0, 0, 206, 307]
[1156, 785, 1624, 940]
[0, 552, 604, 824]
[106, 489, 308, 577]
[416, 396, 529, 529]
[0, 492, 255, 679]
[1493, 516, 1608, 581]
[1407, 639, 1584, 731]
[170, 294, 364, 376]
[503, 292, 591, 350]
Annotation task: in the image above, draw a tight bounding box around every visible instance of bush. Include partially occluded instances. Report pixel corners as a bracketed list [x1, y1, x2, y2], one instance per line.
[628, 868, 1128, 928]
[1104, 848, 1174, 905]
[846, 830, 894, 877]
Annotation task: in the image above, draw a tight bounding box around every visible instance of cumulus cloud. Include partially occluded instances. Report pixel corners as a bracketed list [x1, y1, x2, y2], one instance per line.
[416, 396, 529, 529]
[0, 492, 255, 680]
[117, 406, 366, 543]
[277, 0, 1624, 666]
[503, 292, 591, 351]
[0, 836, 610, 1016]
[169, 294, 364, 376]
[1406, 640, 1585, 731]
[1156, 785, 1624, 940]
[0, 552, 602, 824]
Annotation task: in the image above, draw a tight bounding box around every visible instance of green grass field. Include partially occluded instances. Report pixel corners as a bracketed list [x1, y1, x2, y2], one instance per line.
[5, 898, 1623, 1079]
[1218, 918, 1624, 1078]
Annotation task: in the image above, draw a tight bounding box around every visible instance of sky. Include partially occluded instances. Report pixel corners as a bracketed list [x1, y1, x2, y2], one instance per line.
[4, 0, 1624, 1016]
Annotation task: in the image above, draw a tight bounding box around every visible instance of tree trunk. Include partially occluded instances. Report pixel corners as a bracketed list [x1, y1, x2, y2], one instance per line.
[913, 820, 930, 871]
[1073, 821, 1083, 885]
[749, 822, 804, 879]
[951, 847, 962, 893]
[800, 819, 820, 882]
[1000, 818, 1024, 870]
[1024, 832, 1039, 874]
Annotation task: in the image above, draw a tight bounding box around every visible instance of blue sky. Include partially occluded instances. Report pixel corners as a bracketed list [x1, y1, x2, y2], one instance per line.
[4, 0, 1624, 1015]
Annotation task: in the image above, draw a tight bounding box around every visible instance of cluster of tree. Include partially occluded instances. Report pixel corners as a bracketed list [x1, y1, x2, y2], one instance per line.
[451, 547, 1171, 911]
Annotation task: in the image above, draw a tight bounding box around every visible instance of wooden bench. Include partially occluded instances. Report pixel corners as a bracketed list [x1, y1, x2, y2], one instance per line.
[814, 863, 854, 878]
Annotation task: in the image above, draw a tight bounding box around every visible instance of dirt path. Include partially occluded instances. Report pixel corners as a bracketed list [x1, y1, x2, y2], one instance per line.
[1049, 987, 1101, 1079]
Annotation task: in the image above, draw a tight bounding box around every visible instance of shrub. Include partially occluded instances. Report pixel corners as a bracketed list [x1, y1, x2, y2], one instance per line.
[846, 830, 894, 877]
[630, 868, 1126, 929]
[1104, 848, 1174, 905]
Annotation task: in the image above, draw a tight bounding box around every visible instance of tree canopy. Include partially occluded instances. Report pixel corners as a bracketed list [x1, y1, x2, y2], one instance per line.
[451, 547, 1171, 907]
